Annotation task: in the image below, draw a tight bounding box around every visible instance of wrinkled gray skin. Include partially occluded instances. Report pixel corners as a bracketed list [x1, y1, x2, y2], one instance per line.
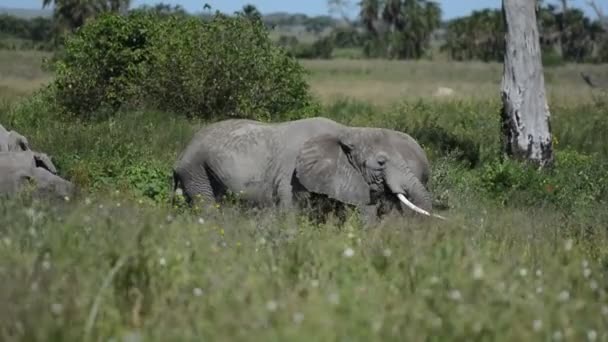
[173, 117, 438, 223]
[0, 151, 75, 201]
[0, 124, 59, 173]
[0, 124, 30, 152]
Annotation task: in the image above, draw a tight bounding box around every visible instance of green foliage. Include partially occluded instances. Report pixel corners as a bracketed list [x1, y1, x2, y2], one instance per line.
[442, 9, 504, 62]
[278, 35, 335, 59]
[2, 185, 608, 340]
[478, 150, 608, 211]
[441, 3, 608, 63]
[3, 63, 608, 338]
[0, 14, 55, 50]
[49, 11, 315, 120]
[51, 13, 152, 118]
[356, 0, 442, 59]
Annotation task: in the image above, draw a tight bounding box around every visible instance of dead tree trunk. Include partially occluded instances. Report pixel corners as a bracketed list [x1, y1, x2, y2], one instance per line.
[500, 0, 554, 168]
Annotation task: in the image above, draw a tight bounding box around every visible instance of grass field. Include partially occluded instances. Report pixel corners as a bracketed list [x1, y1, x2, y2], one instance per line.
[1, 49, 608, 341]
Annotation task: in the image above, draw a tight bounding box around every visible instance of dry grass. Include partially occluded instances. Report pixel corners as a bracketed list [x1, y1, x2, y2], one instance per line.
[303, 59, 608, 106]
[0, 50, 52, 101]
[1, 50, 606, 107]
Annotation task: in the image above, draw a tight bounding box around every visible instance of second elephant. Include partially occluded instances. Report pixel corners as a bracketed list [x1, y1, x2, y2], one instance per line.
[173, 117, 444, 222]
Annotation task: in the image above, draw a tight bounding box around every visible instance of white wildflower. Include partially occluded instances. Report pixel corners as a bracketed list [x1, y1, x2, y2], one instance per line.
[430, 276, 440, 285]
[472, 264, 484, 280]
[564, 239, 573, 251]
[448, 289, 462, 301]
[42, 260, 51, 270]
[193, 288, 203, 297]
[383, 248, 392, 257]
[311, 279, 319, 288]
[536, 286, 543, 294]
[533, 319, 543, 332]
[50, 303, 63, 315]
[328, 292, 340, 305]
[347, 232, 355, 239]
[85, 197, 92, 205]
[557, 290, 570, 302]
[602, 305, 608, 316]
[292, 312, 304, 324]
[519, 268, 528, 277]
[583, 268, 592, 278]
[587, 330, 597, 341]
[159, 257, 166, 267]
[590, 280, 598, 291]
[536, 269, 543, 277]
[198, 217, 205, 225]
[582, 260, 589, 268]
[266, 300, 278, 312]
[553, 331, 563, 341]
[343, 247, 355, 258]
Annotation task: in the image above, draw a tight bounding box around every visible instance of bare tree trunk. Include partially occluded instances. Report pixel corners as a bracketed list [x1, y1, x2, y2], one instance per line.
[500, 0, 554, 168]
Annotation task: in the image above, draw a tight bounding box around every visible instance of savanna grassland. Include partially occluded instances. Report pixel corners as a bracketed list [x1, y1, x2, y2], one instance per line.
[1, 42, 608, 342]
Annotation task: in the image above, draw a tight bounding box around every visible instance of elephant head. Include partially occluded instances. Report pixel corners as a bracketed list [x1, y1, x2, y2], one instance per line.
[8, 131, 30, 152]
[0, 151, 75, 201]
[294, 127, 444, 220]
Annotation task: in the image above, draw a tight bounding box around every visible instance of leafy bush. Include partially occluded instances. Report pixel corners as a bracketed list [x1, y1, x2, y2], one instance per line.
[50, 11, 316, 120]
[478, 150, 608, 211]
[280, 36, 334, 60]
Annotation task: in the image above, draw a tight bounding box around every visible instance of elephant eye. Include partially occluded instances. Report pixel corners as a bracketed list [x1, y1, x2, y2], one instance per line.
[376, 153, 388, 165]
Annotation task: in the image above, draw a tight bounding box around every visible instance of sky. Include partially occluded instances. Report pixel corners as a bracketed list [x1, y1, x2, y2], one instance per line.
[1, 0, 606, 21]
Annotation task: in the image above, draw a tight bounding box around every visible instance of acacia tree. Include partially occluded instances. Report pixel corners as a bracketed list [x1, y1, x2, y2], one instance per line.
[500, 0, 554, 168]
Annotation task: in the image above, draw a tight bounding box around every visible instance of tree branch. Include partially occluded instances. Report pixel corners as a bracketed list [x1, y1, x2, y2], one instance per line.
[587, 0, 608, 29]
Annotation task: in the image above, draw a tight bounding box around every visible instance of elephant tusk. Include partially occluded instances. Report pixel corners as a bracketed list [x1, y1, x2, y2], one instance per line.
[397, 193, 446, 220]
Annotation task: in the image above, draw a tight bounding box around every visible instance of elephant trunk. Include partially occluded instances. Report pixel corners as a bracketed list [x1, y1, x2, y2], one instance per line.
[385, 163, 445, 220]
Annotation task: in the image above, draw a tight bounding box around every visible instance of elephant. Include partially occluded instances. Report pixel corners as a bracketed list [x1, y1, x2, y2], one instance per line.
[0, 124, 59, 174]
[172, 117, 445, 223]
[0, 124, 31, 152]
[0, 150, 75, 201]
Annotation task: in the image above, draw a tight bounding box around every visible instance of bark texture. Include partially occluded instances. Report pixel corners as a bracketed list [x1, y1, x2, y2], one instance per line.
[501, 0, 554, 168]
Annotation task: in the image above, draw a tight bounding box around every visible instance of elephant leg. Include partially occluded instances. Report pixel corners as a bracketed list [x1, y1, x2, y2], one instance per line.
[176, 166, 217, 212]
[276, 177, 299, 227]
[359, 204, 379, 228]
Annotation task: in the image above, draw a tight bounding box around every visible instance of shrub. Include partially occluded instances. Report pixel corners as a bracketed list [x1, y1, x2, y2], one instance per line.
[50, 11, 316, 121]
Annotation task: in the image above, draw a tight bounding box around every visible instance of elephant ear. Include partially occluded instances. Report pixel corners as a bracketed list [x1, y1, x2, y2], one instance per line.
[295, 134, 370, 206]
[33, 152, 58, 175]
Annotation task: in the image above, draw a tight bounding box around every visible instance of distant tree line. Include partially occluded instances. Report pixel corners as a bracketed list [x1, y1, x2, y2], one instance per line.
[1, 0, 607, 63]
[441, 2, 608, 64]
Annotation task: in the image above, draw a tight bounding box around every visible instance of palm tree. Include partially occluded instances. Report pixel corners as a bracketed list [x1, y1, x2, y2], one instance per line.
[359, 0, 380, 35]
[42, 0, 131, 33]
[242, 4, 262, 21]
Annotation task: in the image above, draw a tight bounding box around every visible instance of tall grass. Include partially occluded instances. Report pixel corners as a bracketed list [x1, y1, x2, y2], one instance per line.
[1, 54, 608, 340]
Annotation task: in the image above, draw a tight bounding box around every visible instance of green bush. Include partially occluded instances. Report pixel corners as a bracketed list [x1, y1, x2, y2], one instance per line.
[50, 11, 316, 121]
[478, 150, 608, 211]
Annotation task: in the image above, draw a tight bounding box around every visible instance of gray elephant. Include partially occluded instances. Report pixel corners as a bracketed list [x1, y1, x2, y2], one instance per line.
[0, 151, 75, 201]
[0, 124, 59, 174]
[0, 124, 31, 152]
[172, 117, 444, 223]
